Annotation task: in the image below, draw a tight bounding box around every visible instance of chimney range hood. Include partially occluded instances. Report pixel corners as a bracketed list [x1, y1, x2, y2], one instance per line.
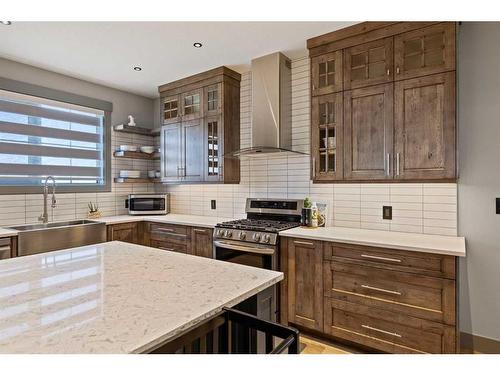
[228, 52, 307, 157]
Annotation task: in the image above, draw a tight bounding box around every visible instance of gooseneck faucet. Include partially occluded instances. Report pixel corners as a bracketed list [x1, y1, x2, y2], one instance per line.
[38, 176, 57, 224]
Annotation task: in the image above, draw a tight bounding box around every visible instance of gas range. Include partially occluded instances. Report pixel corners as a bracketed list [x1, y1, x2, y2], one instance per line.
[214, 198, 304, 246]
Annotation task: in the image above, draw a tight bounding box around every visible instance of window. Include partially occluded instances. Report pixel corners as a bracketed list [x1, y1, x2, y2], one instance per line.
[0, 84, 112, 193]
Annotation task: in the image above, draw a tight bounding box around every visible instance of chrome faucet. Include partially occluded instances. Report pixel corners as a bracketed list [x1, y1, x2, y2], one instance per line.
[38, 176, 57, 224]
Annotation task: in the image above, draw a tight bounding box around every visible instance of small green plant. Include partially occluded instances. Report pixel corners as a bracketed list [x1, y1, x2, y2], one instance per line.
[304, 197, 312, 208]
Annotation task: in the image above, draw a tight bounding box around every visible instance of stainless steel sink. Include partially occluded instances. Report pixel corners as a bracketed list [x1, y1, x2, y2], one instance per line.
[8, 219, 106, 257]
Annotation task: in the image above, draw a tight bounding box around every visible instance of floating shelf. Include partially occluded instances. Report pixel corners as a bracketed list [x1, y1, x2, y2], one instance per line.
[114, 177, 161, 184]
[113, 150, 160, 160]
[113, 124, 158, 136]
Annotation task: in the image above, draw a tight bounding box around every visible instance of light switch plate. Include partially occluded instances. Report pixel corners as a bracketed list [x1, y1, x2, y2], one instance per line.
[211, 200, 216, 210]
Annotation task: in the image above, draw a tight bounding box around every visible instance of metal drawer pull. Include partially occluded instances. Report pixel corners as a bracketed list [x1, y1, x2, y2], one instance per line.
[361, 284, 402, 296]
[0, 245, 10, 252]
[158, 246, 175, 251]
[194, 229, 207, 233]
[156, 227, 174, 232]
[294, 241, 314, 246]
[362, 324, 402, 338]
[361, 254, 401, 263]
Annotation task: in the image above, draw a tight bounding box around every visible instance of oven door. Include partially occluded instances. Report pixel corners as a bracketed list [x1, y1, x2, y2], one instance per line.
[213, 239, 276, 270]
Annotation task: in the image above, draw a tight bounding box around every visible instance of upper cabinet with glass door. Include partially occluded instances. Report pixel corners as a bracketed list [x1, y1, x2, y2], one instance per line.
[311, 50, 343, 96]
[394, 23, 455, 80]
[162, 95, 181, 124]
[204, 84, 222, 116]
[181, 89, 203, 121]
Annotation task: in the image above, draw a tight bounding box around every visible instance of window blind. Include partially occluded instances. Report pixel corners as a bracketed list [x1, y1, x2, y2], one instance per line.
[0, 89, 106, 187]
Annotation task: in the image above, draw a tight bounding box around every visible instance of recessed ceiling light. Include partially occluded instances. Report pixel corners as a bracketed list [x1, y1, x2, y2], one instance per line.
[193, 42, 203, 48]
[133, 66, 142, 71]
[1, 21, 12, 26]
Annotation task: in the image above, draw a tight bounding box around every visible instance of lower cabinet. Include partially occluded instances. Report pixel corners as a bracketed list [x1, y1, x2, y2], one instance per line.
[281, 236, 458, 353]
[189, 227, 213, 258]
[0, 237, 15, 260]
[107, 222, 139, 244]
[284, 238, 324, 332]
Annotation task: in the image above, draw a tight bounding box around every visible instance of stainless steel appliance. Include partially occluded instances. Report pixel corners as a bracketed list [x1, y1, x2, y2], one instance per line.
[214, 198, 303, 322]
[126, 194, 170, 215]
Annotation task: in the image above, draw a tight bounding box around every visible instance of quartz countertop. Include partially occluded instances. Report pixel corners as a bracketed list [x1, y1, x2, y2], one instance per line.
[97, 214, 234, 228]
[0, 228, 18, 238]
[0, 241, 283, 354]
[281, 226, 466, 257]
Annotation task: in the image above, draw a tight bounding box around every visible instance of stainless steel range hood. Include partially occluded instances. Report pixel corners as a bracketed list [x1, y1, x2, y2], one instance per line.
[228, 52, 307, 157]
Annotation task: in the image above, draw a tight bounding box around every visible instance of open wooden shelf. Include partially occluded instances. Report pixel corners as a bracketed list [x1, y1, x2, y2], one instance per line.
[114, 177, 161, 184]
[113, 124, 159, 136]
[113, 150, 160, 160]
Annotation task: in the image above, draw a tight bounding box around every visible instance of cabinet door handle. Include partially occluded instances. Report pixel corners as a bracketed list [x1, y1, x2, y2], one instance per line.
[386, 68, 390, 76]
[294, 240, 314, 247]
[362, 325, 402, 338]
[396, 153, 400, 176]
[312, 157, 316, 179]
[158, 246, 175, 251]
[396, 66, 400, 74]
[361, 254, 402, 263]
[361, 284, 402, 296]
[385, 153, 390, 176]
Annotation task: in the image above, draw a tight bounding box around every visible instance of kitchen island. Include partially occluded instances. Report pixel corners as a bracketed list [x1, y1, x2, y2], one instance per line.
[0, 241, 283, 353]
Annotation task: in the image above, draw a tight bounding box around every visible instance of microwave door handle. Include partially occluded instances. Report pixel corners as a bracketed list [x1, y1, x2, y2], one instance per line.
[213, 240, 275, 255]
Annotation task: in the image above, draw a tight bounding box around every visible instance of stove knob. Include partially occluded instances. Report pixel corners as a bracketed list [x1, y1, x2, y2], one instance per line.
[262, 234, 271, 243]
[216, 229, 223, 237]
[239, 231, 247, 240]
[252, 233, 261, 242]
[225, 230, 233, 238]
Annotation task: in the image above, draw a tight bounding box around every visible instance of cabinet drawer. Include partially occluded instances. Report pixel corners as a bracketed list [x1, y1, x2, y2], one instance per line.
[0, 237, 11, 260]
[149, 223, 189, 244]
[324, 241, 455, 279]
[324, 298, 456, 354]
[324, 261, 455, 325]
[150, 240, 187, 254]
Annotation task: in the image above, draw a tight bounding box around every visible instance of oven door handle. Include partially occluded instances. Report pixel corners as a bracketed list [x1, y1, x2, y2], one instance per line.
[214, 240, 275, 255]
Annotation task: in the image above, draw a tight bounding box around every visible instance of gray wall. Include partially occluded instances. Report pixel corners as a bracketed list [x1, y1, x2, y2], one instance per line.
[0, 57, 155, 128]
[458, 22, 500, 340]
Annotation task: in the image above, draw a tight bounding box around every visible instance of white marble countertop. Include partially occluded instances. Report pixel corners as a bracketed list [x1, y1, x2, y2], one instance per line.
[281, 226, 466, 257]
[0, 241, 283, 354]
[0, 228, 18, 239]
[96, 214, 234, 228]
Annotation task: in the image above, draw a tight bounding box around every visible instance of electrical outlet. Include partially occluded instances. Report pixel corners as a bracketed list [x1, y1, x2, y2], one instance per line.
[211, 200, 216, 210]
[496, 198, 500, 214]
[383, 205, 392, 220]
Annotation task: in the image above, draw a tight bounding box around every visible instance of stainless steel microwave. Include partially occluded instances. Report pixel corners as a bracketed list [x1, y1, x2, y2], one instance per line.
[125, 194, 170, 215]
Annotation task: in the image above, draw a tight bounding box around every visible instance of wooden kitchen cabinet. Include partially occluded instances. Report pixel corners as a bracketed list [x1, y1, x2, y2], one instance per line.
[159, 66, 240, 184]
[343, 83, 393, 180]
[281, 236, 459, 353]
[0, 237, 15, 260]
[394, 72, 456, 180]
[311, 93, 343, 181]
[344, 37, 394, 90]
[285, 238, 323, 332]
[311, 50, 343, 96]
[394, 23, 455, 81]
[307, 22, 457, 183]
[189, 227, 213, 258]
[107, 222, 139, 244]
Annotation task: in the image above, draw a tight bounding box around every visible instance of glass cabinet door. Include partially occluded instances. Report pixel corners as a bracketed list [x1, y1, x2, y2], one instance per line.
[205, 115, 222, 181]
[394, 23, 455, 80]
[311, 93, 343, 181]
[311, 50, 343, 96]
[181, 89, 202, 120]
[204, 83, 222, 116]
[162, 95, 181, 124]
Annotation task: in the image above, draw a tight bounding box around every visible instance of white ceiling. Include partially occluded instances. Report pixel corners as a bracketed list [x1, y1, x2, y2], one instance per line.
[0, 22, 356, 98]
